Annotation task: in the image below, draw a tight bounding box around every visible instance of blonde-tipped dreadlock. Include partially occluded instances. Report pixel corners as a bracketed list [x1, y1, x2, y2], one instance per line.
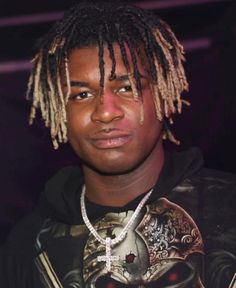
[27, 1, 189, 149]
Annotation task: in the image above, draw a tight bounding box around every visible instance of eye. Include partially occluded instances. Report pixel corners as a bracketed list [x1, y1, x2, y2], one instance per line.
[118, 85, 133, 94]
[70, 91, 94, 101]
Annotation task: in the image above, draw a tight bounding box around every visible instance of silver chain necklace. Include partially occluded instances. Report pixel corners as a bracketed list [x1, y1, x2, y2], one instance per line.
[80, 185, 152, 272]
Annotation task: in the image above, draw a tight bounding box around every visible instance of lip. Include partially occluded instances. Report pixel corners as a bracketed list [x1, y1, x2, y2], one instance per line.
[90, 130, 132, 149]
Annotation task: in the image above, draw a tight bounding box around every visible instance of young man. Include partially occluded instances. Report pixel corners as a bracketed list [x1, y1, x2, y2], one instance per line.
[1, 2, 235, 287]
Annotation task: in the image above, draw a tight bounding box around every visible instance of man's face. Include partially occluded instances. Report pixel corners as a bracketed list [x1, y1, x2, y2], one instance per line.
[66, 44, 163, 174]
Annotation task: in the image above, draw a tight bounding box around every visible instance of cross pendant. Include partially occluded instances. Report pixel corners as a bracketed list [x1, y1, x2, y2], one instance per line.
[97, 237, 119, 272]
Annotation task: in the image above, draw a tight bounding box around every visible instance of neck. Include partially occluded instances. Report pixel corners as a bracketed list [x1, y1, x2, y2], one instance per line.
[82, 143, 164, 207]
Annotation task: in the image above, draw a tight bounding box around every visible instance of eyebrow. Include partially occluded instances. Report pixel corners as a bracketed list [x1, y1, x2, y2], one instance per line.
[69, 74, 147, 87]
[116, 73, 147, 81]
[116, 75, 129, 81]
[70, 80, 89, 87]
[70, 76, 130, 86]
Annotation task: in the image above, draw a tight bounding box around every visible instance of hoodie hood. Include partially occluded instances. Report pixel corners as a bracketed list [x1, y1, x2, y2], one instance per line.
[38, 147, 203, 224]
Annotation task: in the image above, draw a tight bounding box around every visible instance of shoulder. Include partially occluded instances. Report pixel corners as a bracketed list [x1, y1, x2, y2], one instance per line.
[191, 167, 236, 189]
[172, 168, 236, 287]
[0, 212, 45, 287]
[194, 169, 236, 288]
[174, 167, 236, 209]
[167, 166, 235, 215]
[189, 168, 236, 225]
[188, 168, 236, 250]
[1, 211, 44, 259]
[0, 165, 82, 287]
[169, 167, 236, 249]
[1, 165, 83, 256]
[189, 167, 236, 213]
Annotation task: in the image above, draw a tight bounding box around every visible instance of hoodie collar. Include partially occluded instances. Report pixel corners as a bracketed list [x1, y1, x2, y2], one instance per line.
[38, 147, 203, 224]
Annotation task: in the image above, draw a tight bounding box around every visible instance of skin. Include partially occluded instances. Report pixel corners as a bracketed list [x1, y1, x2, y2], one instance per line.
[66, 44, 165, 206]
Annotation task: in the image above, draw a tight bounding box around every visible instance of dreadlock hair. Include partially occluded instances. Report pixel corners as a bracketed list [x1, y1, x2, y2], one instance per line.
[27, 1, 189, 149]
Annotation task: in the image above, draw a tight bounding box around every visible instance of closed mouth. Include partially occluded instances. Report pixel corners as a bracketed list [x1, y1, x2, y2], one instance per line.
[90, 134, 132, 149]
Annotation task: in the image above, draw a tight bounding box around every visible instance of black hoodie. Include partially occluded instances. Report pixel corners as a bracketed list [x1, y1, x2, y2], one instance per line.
[0, 148, 235, 288]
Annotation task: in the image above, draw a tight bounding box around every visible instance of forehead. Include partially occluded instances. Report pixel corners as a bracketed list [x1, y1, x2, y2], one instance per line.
[67, 43, 148, 77]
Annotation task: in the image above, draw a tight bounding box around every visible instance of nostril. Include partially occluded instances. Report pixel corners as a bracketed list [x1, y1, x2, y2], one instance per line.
[91, 98, 124, 123]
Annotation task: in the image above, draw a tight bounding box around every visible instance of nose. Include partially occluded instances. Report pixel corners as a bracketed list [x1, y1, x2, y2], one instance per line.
[91, 90, 124, 124]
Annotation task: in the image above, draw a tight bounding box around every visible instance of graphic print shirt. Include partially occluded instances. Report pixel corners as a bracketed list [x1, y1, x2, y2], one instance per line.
[0, 148, 235, 287]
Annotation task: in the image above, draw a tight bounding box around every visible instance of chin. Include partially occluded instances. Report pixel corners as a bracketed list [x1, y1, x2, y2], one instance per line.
[82, 157, 140, 176]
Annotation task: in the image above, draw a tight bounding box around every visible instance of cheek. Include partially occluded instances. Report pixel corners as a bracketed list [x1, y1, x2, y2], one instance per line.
[66, 104, 90, 136]
[140, 113, 163, 149]
[143, 101, 162, 131]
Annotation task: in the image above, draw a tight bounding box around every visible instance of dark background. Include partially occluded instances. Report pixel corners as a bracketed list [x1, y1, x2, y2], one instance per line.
[0, 0, 236, 244]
